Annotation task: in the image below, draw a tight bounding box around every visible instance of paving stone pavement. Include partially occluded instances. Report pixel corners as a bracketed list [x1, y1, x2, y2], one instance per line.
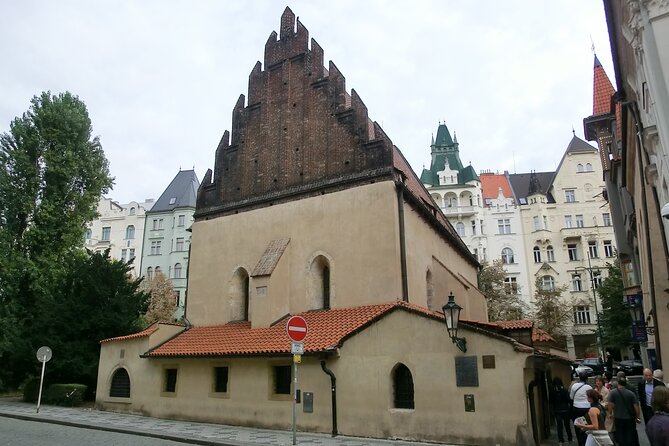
[0, 398, 453, 446]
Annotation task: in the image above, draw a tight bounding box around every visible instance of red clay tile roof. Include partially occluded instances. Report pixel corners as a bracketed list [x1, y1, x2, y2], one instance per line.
[496, 320, 534, 330]
[101, 324, 160, 343]
[532, 327, 555, 343]
[145, 301, 441, 357]
[593, 62, 615, 116]
[480, 173, 513, 201]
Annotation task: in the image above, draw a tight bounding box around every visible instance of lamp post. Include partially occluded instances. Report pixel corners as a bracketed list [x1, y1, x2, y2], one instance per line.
[585, 253, 605, 361]
[442, 292, 467, 353]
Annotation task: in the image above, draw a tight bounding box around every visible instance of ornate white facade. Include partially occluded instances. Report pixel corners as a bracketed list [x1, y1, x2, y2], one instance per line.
[85, 197, 154, 277]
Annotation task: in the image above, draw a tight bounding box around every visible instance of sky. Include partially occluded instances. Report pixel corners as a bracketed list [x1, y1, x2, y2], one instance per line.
[0, 1, 614, 204]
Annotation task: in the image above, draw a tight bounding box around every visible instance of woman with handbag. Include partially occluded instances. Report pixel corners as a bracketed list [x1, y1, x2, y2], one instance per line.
[574, 389, 607, 446]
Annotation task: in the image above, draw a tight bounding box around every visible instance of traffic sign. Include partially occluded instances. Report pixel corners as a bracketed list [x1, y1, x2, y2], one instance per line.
[291, 342, 304, 355]
[286, 316, 308, 342]
[36, 346, 52, 363]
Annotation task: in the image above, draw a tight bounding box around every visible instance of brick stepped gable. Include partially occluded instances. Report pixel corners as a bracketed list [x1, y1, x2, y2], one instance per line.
[196, 7, 395, 218]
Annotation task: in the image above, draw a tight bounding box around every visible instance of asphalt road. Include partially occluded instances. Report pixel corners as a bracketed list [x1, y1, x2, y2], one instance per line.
[0, 417, 190, 446]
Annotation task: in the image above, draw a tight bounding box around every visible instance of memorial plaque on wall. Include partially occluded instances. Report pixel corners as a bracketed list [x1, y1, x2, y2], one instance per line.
[482, 355, 495, 369]
[464, 394, 475, 412]
[455, 356, 479, 387]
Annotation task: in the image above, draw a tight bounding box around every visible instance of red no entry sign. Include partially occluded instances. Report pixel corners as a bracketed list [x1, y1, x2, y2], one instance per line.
[286, 316, 308, 342]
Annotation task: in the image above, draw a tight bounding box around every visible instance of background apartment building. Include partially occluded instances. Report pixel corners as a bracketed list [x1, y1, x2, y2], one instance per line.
[85, 197, 154, 277]
[139, 169, 199, 318]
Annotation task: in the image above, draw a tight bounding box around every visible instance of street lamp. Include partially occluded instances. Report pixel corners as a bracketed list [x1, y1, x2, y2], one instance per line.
[442, 292, 467, 353]
[575, 253, 605, 360]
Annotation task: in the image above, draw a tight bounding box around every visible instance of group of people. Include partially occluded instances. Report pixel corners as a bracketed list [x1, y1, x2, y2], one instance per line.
[551, 368, 669, 446]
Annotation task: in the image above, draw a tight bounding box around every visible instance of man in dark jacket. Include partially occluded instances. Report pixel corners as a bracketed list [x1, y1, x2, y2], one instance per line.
[637, 368, 666, 423]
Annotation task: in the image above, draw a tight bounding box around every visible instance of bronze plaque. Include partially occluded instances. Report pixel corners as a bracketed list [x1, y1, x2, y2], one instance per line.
[455, 356, 479, 387]
[464, 394, 475, 412]
[482, 355, 496, 369]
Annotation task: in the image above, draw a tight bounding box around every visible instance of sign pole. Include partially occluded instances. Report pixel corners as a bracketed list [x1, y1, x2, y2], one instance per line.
[36, 358, 46, 413]
[286, 316, 307, 446]
[293, 360, 298, 445]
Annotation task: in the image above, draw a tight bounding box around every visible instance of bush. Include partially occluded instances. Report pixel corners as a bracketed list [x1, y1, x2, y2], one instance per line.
[22, 378, 42, 403]
[44, 384, 87, 407]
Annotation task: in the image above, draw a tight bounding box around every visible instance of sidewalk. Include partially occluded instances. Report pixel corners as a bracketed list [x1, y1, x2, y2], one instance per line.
[0, 398, 453, 446]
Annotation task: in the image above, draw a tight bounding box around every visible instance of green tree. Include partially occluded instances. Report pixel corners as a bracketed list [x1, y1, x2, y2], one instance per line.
[33, 249, 149, 390]
[532, 277, 572, 342]
[140, 272, 178, 325]
[0, 92, 114, 389]
[478, 260, 527, 321]
[597, 261, 632, 349]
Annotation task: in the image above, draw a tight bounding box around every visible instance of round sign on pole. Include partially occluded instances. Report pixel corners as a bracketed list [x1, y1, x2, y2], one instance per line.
[36, 346, 52, 363]
[286, 316, 308, 342]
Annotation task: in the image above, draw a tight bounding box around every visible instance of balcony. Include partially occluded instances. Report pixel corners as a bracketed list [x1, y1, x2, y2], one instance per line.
[441, 205, 478, 216]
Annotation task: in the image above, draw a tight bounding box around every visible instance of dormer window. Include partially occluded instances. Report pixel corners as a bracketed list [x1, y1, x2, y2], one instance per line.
[169, 197, 177, 205]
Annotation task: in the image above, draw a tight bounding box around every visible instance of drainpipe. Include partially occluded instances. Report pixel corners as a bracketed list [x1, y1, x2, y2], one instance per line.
[626, 101, 664, 368]
[320, 359, 338, 437]
[527, 380, 538, 445]
[396, 183, 409, 302]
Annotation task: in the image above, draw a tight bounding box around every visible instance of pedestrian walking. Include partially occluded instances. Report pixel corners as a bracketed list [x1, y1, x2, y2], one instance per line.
[571, 372, 593, 446]
[574, 389, 607, 446]
[646, 386, 669, 446]
[608, 376, 641, 446]
[552, 377, 574, 446]
[638, 368, 666, 423]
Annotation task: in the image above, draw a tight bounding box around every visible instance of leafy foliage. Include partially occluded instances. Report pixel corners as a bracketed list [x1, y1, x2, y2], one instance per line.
[0, 92, 145, 392]
[140, 272, 178, 325]
[531, 277, 572, 341]
[478, 260, 527, 321]
[597, 261, 632, 349]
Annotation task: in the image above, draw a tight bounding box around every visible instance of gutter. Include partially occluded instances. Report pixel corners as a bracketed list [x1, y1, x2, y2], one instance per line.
[320, 359, 338, 437]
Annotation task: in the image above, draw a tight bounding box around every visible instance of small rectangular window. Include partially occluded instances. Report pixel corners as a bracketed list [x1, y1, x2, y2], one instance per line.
[564, 215, 573, 228]
[101, 226, 111, 241]
[604, 241, 614, 258]
[214, 367, 229, 393]
[568, 244, 578, 261]
[576, 215, 584, 228]
[175, 237, 184, 251]
[273, 365, 291, 395]
[164, 368, 178, 393]
[602, 213, 612, 226]
[533, 216, 540, 231]
[178, 215, 186, 226]
[565, 189, 576, 203]
[588, 241, 599, 259]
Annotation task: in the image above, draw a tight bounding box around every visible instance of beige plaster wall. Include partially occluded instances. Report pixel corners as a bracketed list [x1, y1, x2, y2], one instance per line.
[187, 181, 482, 327]
[402, 203, 487, 321]
[97, 311, 529, 445]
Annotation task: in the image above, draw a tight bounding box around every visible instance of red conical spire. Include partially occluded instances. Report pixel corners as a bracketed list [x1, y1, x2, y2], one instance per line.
[592, 54, 616, 116]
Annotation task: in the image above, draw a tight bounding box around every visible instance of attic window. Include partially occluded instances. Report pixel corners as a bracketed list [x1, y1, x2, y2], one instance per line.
[169, 198, 177, 205]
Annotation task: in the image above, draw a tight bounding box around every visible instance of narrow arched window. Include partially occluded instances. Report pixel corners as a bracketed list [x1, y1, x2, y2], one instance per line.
[501, 248, 514, 264]
[110, 368, 130, 398]
[456, 222, 465, 237]
[126, 225, 135, 239]
[230, 268, 250, 321]
[173, 263, 182, 279]
[129, 207, 136, 216]
[546, 245, 555, 262]
[533, 246, 541, 263]
[392, 364, 414, 409]
[586, 163, 593, 172]
[309, 255, 332, 310]
[577, 163, 584, 173]
[426, 270, 435, 310]
[146, 267, 153, 280]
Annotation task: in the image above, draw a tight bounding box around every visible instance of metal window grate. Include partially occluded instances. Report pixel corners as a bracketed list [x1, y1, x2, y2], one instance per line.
[110, 368, 130, 398]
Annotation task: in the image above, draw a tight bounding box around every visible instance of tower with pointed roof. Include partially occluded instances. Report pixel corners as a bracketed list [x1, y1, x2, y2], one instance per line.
[420, 123, 484, 262]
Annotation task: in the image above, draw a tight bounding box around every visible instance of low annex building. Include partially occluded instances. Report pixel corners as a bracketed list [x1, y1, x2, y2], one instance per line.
[96, 8, 569, 445]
